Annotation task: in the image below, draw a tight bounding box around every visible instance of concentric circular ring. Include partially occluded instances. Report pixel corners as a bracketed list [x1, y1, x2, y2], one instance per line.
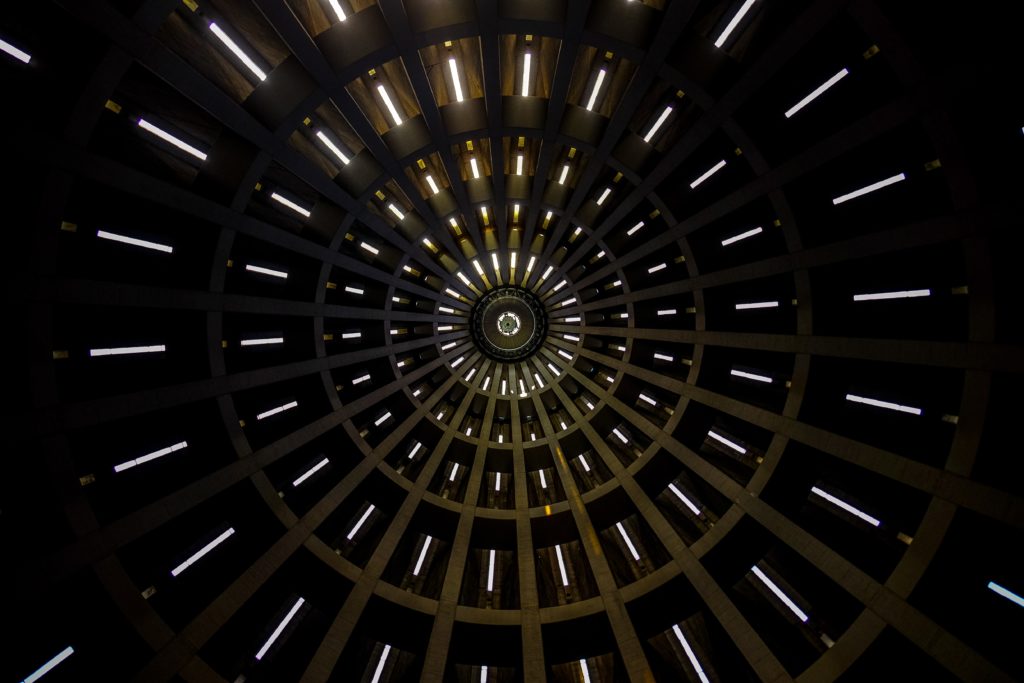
[470, 286, 548, 361]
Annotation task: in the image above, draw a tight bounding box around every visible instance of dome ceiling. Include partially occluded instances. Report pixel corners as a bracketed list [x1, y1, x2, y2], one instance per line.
[3, 1, 1023, 682]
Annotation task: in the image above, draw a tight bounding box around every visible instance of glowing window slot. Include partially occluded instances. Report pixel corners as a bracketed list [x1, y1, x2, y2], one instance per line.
[255, 597, 305, 660]
[138, 119, 208, 161]
[171, 528, 235, 576]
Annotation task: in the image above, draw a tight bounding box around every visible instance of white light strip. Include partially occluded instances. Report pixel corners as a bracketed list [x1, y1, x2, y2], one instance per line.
[654, 353, 674, 362]
[658, 309, 677, 316]
[596, 187, 612, 206]
[257, 400, 298, 420]
[736, 300, 778, 310]
[347, 504, 375, 540]
[114, 440, 188, 473]
[564, 333, 580, 341]
[668, 483, 701, 516]
[616, 522, 641, 561]
[845, 393, 922, 415]
[579, 455, 591, 472]
[292, 457, 329, 487]
[721, 226, 762, 246]
[495, 472, 502, 490]
[558, 349, 573, 360]
[89, 345, 165, 357]
[413, 536, 432, 575]
[341, 332, 362, 341]
[585, 68, 607, 111]
[539, 469, 548, 489]
[853, 289, 931, 301]
[246, 264, 288, 279]
[671, 625, 712, 683]
[638, 393, 657, 406]
[441, 342, 457, 351]
[526, 255, 536, 272]
[470, 157, 480, 179]
[988, 581, 1024, 608]
[452, 356, 465, 368]
[22, 646, 74, 683]
[542, 265, 554, 280]
[240, 337, 284, 347]
[374, 411, 392, 426]
[731, 368, 772, 383]
[0, 37, 31, 64]
[690, 159, 728, 189]
[315, 130, 350, 165]
[521, 52, 532, 96]
[832, 173, 906, 205]
[360, 242, 379, 255]
[612, 428, 629, 444]
[255, 597, 305, 660]
[424, 175, 440, 195]
[171, 528, 235, 576]
[439, 306, 455, 313]
[96, 229, 173, 253]
[370, 644, 392, 683]
[558, 163, 570, 185]
[751, 565, 808, 622]
[481, 665, 488, 683]
[785, 68, 850, 118]
[352, 374, 372, 385]
[547, 363, 561, 376]
[534, 372, 544, 388]
[408, 442, 423, 460]
[482, 376, 492, 390]
[487, 549, 496, 592]
[328, 0, 347, 22]
[714, 0, 758, 48]
[491, 252, 500, 271]
[580, 659, 592, 683]
[208, 22, 266, 81]
[648, 263, 667, 274]
[555, 545, 570, 586]
[516, 154, 525, 175]
[138, 119, 208, 161]
[344, 286, 364, 295]
[810, 486, 881, 526]
[387, 203, 405, 220]
[561, 297, 577, 307]
[708, 430, 746, 454]
[448, 57, 464, 102]
[377, 85, 403, 126]
[627, 220, 645, 236]
[644, 106, 673, 143]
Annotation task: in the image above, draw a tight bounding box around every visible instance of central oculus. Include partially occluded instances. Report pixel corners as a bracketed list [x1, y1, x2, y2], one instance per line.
[470, 286, 548, 361]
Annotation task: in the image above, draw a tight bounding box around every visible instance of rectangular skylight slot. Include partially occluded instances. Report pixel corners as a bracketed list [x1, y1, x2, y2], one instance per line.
[208, 22, 266, 81]
[481, 665, 489, 683]
[988, 581, 1024, 608]
[595, 251, 606, 259]
[171, 528, 235, 576]
[616, 522, 641, 561]
[342, 332, 361, 339]
[495, 472, 502, 490]
[510, 252, 518, 269]
[457, 272, 471, 286]
[448, 57, 465, 102]
[491, 253, 500, 271]
[735, 300, 778, 310]
[584, 399, 595, 410]
[558, 349, 573, 360]
[596, 187, 612, 205]
[89, 344, 165, 357]
[413, 536, 432, 575]
[558, 163, 570, 185]
[315, 130, 350, 164]
[441, 341, 457, 350]
[449, 463, 459, 482]
[438, 325, 453, 332]
[487, 549, 496, 591]
[409, 442, 423, 460]
[516, 154, 525, 175]
[387, 203, 405, 220]
[579, 455, 591, 472]
[612, 428, 629, 444]
[521, 52, 532, 96]
[360, 242, 379, 255]
[526, 256, 536, 272]
[638, 393, 657, 406]
[498, 433, 504, 443]
[832, 172, 906, 205]
[255, 597, 305, 660]
[397, 359, 408, 368]
[555, 545, 570, 586]
[561, 297, 577, 307]
[424, 174, 441, 195]
[750, 566, 808, 622]
[370, 644, 391, 683]
[439, 306, 455, 314]
[327, 0, 347, 21]
[547, 363, 561, 376]
[465, 367, 477, 380]
[246, 263, 288, 279]
[722, 226, 762, 246]
[611, 344, 626, 352]
[585, 68, 607, 111]
[731, 368, 772, 383]
[671, 625, 712, 683]
[539, 469, 548, 489]
[137, 119, 208, 161]
[611, 279, 622, 287]
[519, 378, 526, 395]
[627, 220, 645, 236]
[413, 388, 422, 396]
[114, 440, 188, 473]
[845, 393, 922, 415]
[658, 309, 677, 316]
[565, 316, 581, 323]
[352, 373, 371, 384]
[483, 376, 492, 390]
[534, 372, 544, 387]
[473, 259, 485, 276]
[452, 356, 465, 367]
[714, 0, 758, 48]
[344, 285, 365, 295]
[708, 430, 746, 454]
[501, 379, 507, 394]
[470, 157, 481, 179]
[853, 289, 931, 301]
[22, 646, 74, 683]
[690, 160, 727, 189]
[377, 84, 403, 126]
[580, 660, 592, 683]
[96, 229, 173, 253]
[374, 411, 392, 426]
[257, 400, 298, 420]
[240, 337, 284, 347]
[446, 288, 461, 298]
[346, 504, 375, 540]
[648, 263, 667, 274]
[668, 483, 702, 515]
[643, 105, 673, 143]
[292, 457, 329, 487]
[785, 68, 850, 118]
[810, 486, 881, 526]
[564, 333, 580, 341]
[0, 37, 31, 64]
[542, 265, 554, 280]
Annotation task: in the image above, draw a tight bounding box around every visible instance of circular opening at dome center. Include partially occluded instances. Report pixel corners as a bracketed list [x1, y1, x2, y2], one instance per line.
[470, 286, 548, 361]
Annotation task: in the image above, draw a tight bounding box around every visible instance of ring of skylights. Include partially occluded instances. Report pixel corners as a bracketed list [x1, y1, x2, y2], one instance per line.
[496, 311, 521, 337]
[470, 286, 547, 361]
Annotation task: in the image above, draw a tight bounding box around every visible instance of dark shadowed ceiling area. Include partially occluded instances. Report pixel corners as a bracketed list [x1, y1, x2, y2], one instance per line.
[3, 0, 1024, 681]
